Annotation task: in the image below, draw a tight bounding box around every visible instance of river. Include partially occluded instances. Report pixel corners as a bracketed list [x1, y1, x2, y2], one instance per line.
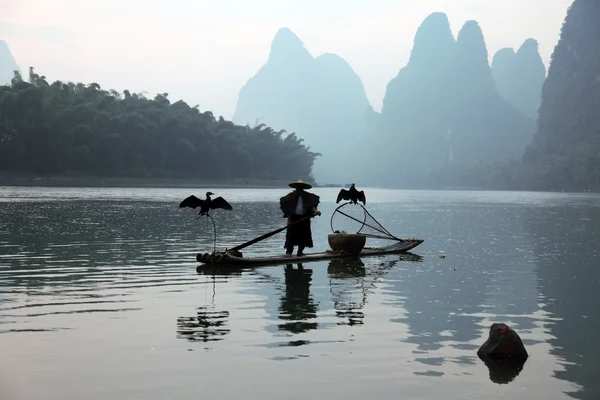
[0, 186, 598, 400]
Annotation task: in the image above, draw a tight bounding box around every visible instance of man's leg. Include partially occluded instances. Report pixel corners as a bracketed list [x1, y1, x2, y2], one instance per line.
[297, 245, 305, 256]
[285, 221, 294, 255]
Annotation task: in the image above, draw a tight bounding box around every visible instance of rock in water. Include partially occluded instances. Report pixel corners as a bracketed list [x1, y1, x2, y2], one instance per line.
[477, 322, 528, 359]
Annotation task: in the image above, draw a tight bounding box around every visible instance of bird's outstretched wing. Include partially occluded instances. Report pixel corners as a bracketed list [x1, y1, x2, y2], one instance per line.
[210, 196, 233, 211]
[179, 195, 204, 209]
[357, 190, 366, 205]
[336, 189, 350, 204]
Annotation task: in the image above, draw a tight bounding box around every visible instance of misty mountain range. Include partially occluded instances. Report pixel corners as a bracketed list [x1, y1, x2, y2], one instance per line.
[1, 18, 543, 186]
[2, 0, 598, 191]
[233, 12, 547, 185]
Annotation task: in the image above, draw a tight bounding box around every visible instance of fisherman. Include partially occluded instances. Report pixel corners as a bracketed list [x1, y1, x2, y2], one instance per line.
[279, 178, 321, 256]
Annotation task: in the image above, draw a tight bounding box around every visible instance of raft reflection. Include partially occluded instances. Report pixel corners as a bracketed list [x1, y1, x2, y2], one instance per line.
[327, 254, 422, 327]
[184, 253, 423, 346]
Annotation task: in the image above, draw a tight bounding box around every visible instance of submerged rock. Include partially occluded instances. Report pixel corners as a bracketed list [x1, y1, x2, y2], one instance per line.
[477, 322, 529, 359]
[478, 323, 528, 384]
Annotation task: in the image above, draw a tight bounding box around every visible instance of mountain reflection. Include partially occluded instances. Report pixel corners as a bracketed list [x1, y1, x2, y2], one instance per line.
[0, 199, 276, 291]
[523, 204, 600, 400]
[278, 263, 318, 334]
[381, 207, 541, 381]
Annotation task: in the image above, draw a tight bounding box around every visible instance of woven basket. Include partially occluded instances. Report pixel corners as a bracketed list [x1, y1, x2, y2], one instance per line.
[328, 233, 366, 254]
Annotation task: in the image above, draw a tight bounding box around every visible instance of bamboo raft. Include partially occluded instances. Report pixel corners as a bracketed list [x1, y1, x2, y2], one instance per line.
[196, 238, 424, 267]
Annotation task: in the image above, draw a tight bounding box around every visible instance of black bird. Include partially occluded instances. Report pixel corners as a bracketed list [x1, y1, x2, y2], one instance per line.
[179, 191, 233, 216]
[336, 184, 366, 205]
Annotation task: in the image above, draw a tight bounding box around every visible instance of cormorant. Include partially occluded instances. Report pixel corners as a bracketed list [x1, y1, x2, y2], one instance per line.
[179, 192, 233, 216]
[336, 184, 366, 205]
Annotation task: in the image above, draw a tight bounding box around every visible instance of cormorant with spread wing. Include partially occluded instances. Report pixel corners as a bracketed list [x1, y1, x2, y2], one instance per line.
[336, 184, 366, 205]
[179, 191, 233, 216]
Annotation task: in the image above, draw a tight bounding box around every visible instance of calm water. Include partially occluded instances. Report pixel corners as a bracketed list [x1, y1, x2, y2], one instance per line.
[0, 186, 599, 400]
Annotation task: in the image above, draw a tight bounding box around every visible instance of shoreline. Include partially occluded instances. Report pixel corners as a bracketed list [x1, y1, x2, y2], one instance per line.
[1, 173, 596, 193]
[0, 174, 309, 189]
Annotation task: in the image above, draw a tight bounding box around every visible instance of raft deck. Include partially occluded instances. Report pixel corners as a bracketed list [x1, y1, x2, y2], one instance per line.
[197, 239, 424, 267]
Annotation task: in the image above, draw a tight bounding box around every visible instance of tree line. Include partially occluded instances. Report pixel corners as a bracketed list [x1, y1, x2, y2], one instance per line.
[0, 68, 320, 181]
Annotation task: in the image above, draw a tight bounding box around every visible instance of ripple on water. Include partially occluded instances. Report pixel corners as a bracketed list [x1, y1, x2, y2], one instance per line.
[0, 191, 598, 400]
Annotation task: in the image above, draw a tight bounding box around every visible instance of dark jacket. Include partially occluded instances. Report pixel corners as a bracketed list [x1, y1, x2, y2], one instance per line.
[279, 191, 320, 218]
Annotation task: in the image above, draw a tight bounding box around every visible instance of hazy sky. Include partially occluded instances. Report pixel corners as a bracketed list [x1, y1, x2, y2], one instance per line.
[1, 0, 572, 119]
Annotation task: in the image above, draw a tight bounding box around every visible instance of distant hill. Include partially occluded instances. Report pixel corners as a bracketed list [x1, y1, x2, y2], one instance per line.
[491, 39, 547, 120]
[232, 28, 373, 184]
[0, 40, 20, 85]
[354, 13, 536, 188]
[0, 68, 319, 182]
[519, 0, 600, 191]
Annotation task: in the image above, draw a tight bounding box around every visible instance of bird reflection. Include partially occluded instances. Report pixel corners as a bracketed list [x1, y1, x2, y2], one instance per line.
[278, 263, 318, 334]
[479, 356, 526, 384]
[176, 275, 231, 343]
[176, 305, 230, 343]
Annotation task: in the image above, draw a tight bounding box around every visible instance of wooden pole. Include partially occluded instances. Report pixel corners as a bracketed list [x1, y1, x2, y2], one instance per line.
[227, 214, 314, 253]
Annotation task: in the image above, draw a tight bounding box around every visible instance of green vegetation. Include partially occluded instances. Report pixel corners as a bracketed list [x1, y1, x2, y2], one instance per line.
[0, 68, 320, 181]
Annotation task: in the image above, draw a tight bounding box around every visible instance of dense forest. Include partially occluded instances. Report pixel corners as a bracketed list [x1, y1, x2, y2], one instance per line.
[0, 68, 320, 181]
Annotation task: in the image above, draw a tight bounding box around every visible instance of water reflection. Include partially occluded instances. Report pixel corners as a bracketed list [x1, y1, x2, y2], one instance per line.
[2, 189, 599, 400]
[196, 265, 247, 278]
[176, 306, 231, 343]
[278, 263, 318, 335]
[327, 257, 367, 279]
[189, 256, 422, 347]
[479, 356, 527, 385]
[373, 206, 547, 384]
[176, 277, 231, 343]
[326, 256, 423, 327]
[523, 204, 600, 400]
[328, 258, 367, 326]
[0, 200, 202, 294]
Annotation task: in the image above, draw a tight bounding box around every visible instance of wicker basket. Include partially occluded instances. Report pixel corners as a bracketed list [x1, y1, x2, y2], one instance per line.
[328, 233, 367, 254]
